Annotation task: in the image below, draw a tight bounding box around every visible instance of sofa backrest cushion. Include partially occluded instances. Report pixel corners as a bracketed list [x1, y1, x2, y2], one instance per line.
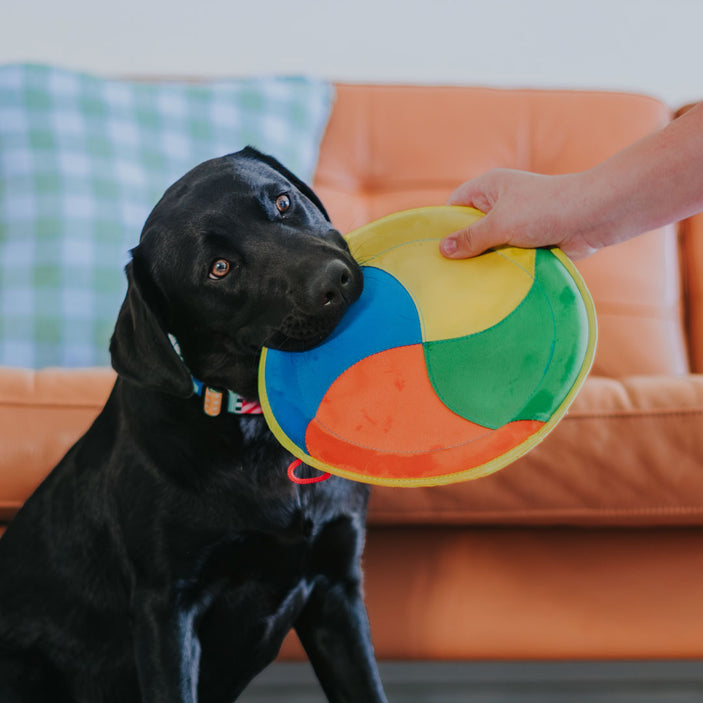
[313, 84, 689, 378]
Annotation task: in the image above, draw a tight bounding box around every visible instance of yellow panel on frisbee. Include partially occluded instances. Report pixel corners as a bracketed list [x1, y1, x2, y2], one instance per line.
[259, 206, 597, 487]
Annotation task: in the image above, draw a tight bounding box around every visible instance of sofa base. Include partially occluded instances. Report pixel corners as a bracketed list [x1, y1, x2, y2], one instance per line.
[2, 522, 700, 660]
[279, 526, 703, 660]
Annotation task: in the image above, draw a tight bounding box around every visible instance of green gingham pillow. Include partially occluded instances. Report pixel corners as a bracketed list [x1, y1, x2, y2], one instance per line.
[0, 64, 335, 368]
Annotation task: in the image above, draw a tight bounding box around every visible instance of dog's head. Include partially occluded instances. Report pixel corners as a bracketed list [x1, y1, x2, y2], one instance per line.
[110, 147, 363, 400]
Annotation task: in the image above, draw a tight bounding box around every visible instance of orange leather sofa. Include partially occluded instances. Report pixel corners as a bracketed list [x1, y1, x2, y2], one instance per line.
[2, 84, 703, 661]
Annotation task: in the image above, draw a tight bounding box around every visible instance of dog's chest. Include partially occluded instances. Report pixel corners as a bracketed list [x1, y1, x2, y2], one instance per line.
[190, 514, 343, 646]
[194, 490, 359, 599]
[188, 420, 366, 628]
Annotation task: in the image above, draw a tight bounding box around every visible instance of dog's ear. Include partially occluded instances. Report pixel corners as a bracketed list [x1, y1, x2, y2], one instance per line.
[110, 256, 193, 398]
[240, 146, 331, 222]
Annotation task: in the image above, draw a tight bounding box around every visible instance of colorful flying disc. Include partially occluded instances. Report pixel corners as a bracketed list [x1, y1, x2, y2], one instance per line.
[259, 206, 597, 487]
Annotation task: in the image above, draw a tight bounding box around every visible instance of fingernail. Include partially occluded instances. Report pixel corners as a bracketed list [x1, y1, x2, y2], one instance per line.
[440, 236, 457, 256]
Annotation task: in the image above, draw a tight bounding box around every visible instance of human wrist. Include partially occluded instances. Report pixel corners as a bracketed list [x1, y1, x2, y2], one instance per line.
[559, 167, 640, 254]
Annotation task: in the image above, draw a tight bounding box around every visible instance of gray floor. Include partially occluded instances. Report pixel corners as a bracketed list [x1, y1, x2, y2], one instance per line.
[238, 660, 703, 702]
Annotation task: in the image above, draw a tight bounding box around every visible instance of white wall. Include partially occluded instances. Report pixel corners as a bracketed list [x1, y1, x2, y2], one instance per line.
[3, 0, 702, 107]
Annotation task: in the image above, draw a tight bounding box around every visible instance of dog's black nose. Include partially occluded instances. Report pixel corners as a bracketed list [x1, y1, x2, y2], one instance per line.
[311, 258, 360, 309]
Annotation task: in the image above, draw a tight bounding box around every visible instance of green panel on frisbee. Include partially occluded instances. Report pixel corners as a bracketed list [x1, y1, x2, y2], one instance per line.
[259, 206, 597, 487]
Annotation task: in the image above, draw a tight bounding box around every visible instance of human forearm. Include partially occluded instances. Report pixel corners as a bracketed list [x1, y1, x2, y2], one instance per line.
[578, 101, 703, 247]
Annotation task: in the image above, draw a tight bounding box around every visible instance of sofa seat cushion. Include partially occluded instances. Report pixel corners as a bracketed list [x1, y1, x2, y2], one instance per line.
[2, 368, 703, 527]
[369, 375, 703, 526]
[0, 367, 114, 521]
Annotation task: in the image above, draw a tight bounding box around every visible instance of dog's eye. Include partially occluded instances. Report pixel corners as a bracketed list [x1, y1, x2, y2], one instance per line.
[275, 193, 291, 214]
[209, 259, 231, 280]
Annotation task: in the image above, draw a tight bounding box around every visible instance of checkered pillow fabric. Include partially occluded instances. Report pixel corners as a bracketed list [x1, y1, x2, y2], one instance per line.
[0, 64, 335, 368]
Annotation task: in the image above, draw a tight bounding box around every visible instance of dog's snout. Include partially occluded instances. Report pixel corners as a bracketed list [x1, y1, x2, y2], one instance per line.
[311, 258, 361, 309]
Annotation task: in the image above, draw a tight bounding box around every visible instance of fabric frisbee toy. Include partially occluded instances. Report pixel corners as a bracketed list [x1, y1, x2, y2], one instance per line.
[259, 206, 597, 487]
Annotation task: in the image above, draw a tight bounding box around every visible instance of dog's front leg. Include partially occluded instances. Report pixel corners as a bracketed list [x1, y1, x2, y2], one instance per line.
[132, 589, 200, 703]
[295, 578, 388, 703]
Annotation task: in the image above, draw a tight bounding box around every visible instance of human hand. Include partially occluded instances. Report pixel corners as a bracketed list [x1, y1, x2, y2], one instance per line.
[441, 104, 703, 260]
[439, 169, 600, 259]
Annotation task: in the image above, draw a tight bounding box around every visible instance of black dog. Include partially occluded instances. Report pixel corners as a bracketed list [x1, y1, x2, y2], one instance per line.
[0, 148, 388, 703]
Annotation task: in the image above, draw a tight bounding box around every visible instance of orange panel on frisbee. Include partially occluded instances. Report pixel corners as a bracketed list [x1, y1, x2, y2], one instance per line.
[259, 206, 597, 487]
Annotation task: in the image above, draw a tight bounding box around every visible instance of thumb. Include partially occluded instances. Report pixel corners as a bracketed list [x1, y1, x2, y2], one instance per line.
[440, 217, 499, 259]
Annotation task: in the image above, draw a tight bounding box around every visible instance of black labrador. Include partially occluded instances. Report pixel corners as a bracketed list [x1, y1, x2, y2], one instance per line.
[0, 148, 389, 703]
